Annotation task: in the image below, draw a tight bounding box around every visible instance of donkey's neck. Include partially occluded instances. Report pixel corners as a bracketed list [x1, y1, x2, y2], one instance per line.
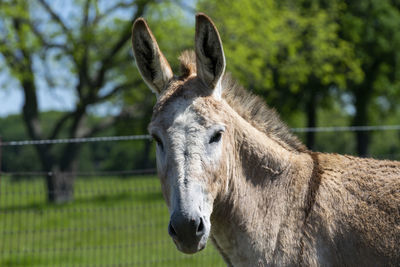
[210, 106, 314, 266]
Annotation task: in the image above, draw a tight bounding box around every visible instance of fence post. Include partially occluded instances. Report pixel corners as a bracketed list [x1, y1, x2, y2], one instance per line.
[0, 136, 2, 182]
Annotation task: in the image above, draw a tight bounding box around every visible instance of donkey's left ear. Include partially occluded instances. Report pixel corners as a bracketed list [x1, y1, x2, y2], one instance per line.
[132, 18, 173, 97]
[195, 13, 226, 99]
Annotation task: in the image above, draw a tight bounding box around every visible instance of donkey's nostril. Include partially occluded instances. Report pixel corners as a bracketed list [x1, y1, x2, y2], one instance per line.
[169, 212, 207, 243]
[196, 217, 205, 236]
[168, 221, 177, 238]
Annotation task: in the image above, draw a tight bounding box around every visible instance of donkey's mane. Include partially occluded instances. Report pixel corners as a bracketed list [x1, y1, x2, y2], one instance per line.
[179, 50, 306, 152]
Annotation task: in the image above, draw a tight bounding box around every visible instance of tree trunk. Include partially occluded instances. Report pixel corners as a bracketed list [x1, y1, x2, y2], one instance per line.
[37, 146, 77, 204]
[46, 169, 75, 204]
[306, 92, 317, 150]
[38, 140, 81, 203]
[139, 139, 152, 169]
[53, 138, 83, 202]
[137, 99, 156, 169]
[353, 85, 371, 157]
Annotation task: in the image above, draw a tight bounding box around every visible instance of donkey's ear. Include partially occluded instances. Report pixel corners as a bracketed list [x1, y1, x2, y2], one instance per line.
[132, 18, 173, 97]
[195, 13, 226, 99]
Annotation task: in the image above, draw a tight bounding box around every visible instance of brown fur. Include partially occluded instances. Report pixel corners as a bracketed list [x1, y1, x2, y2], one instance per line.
[301, 153, 400, 265]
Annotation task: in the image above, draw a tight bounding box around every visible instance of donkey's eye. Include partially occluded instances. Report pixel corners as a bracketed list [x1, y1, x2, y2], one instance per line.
[209, 131, 223, 144]
[152, 134, 164, 150]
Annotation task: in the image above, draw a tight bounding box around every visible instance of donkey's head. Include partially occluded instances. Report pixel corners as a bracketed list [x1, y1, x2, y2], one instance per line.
[132, 14, 229, 254]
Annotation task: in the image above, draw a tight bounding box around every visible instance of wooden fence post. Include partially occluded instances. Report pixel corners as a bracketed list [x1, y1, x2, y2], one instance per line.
[0, 136, 2, 182]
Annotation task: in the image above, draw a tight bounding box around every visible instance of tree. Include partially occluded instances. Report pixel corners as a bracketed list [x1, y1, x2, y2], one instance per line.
[339, 0, 400, 156]
[198, 0, 363, 149]
[0, 0, 190, 203]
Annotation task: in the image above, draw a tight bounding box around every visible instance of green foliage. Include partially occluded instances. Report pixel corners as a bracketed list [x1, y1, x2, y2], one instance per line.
[197, 0, 362, 107]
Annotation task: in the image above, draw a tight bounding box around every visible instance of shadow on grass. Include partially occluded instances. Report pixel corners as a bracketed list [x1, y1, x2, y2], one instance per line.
[1, 191, 164, 213]
[78, 191, 164, 204]
[1, 255, 44, 267]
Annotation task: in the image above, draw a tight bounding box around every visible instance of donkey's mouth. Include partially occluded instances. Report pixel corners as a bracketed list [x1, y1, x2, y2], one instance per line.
[171, 234, 208, 254]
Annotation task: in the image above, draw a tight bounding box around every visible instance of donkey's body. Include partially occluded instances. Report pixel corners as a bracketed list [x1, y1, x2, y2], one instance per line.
[132, 14, 400, 266]
[210, 130, 400, 266]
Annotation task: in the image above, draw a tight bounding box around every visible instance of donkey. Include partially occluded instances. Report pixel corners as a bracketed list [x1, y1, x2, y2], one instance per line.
[131, 13, 400, 266]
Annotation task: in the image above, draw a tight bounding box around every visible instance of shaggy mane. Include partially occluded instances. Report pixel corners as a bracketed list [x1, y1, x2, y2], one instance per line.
[179, 50, 306, 152]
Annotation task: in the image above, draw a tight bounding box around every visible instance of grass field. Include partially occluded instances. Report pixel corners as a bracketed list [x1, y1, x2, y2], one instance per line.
[0, 175, 224, 267]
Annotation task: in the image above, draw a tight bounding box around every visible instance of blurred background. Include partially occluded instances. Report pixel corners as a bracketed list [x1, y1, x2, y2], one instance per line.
[0, 0, 399, 266]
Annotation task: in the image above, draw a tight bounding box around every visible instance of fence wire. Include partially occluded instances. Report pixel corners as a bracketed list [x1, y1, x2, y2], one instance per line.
[0, 135, 152, 146]
[1, 124, 400, 146]
[0, 169, 156, 177]
[291, 124, 400, 133]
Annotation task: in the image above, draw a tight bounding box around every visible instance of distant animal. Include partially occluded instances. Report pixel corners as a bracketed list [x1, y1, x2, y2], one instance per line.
[131, 13, 400, 266]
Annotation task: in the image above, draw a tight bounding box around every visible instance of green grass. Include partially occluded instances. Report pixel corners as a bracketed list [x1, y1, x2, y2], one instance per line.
[0, 175, 224, 267]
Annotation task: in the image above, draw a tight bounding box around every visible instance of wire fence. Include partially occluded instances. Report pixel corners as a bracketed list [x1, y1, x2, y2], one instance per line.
[1, 124, 400, 146]
[0, 136, 224, 266]
[1, 125, 400, 266]
[0, 173, 223, 266]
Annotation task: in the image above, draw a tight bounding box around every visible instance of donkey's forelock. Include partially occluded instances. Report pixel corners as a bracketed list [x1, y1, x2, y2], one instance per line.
[179, 50, 197, 79]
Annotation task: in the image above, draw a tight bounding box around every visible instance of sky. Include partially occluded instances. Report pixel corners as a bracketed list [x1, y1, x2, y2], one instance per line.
[0, 86, 23, 117]
[0, 83, 78, 117]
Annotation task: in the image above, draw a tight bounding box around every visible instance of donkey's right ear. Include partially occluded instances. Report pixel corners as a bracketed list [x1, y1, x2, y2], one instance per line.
[132, 18, 173, 97]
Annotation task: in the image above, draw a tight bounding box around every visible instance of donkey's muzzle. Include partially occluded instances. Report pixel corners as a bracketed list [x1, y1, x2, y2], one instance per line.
[168, 211, 208, 254]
